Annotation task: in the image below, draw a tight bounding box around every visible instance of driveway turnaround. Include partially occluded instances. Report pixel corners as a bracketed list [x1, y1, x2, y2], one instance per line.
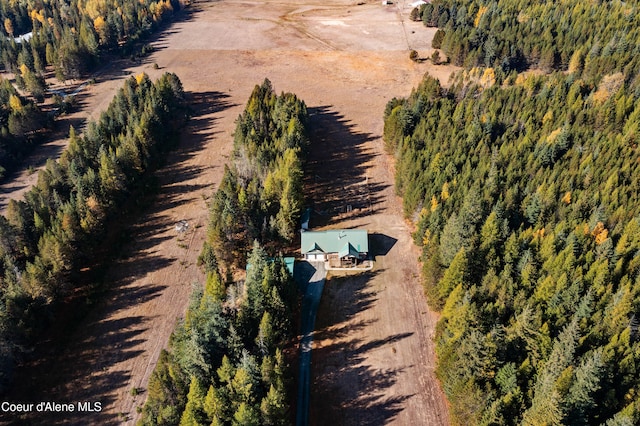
[295, 261, 328, 426]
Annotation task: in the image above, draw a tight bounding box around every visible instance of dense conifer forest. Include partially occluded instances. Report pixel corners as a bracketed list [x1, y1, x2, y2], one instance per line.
[0, 0, 182, 83]
[0, 72, 186, 393]
[386, 0, 640, 421]
[416, 0, 640, 81]
[0, 0, 184, 179]
[139, 80, 308, 425]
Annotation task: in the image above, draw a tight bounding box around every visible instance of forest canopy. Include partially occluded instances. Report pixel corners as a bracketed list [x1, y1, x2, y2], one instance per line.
[384, 68, 640, 424]
[416, 0, 640, 82]
[391, 1, 640, 423]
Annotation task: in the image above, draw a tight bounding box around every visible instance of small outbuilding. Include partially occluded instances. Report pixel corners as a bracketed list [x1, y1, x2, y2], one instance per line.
[301, 229, 368, 266]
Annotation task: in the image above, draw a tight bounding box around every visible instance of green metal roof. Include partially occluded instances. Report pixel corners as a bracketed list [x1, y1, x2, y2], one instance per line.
[338, 243, 361, 258]
[306, 243, 325, 253]
[283, 257, 295, 275]
[301, 230, 368, 255]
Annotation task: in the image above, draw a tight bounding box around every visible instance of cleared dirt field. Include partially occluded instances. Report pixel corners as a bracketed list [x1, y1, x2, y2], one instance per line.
[303, 84, 450, 424]
[3, 0, 455, 424]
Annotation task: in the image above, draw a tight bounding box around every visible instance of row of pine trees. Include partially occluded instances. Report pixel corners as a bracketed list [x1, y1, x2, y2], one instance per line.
[0, 72, 187, 393]
[139, 80, 309, 425]
[207, 79, 308, 270]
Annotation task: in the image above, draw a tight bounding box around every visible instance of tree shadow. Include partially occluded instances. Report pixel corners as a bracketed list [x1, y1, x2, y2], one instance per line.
[161, 91, 235, 171]
[5, 307, 159, 425]
[294, 260, 320, 292]
[145, 90, 236, 213]
[314, 272, 380, 335]
[309, 270, 414, 424]
[369, 233, 398, 258]
[304, 106, 389, 228]
[136, 2, 205, 54]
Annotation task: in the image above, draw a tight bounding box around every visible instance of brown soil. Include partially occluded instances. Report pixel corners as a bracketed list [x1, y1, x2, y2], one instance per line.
[302, 65, 450, 424]
[2, 0, 455, 424]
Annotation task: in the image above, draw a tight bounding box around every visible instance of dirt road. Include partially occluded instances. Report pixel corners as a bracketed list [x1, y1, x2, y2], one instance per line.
[295, 261, 327, 426]
[3, 0, 454, 424]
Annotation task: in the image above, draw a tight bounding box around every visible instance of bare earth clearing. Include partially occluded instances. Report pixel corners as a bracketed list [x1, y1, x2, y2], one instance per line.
[2, 0, 455, 424]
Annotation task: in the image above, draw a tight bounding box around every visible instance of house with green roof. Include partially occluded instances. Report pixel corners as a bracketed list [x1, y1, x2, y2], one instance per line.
[301, 229, 368, 266]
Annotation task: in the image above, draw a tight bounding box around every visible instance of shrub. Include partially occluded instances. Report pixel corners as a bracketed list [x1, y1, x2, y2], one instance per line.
[431, 50, 441, 65]
[432, 29, 445, 49]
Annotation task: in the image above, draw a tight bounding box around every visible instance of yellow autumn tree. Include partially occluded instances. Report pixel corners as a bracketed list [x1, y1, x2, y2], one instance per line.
[441, 181, 450, 200]
[474, 5, 488, 28]
[4, 18, 13, 36]
[9, 94, 23, 113]
[93, 16, 109, 44]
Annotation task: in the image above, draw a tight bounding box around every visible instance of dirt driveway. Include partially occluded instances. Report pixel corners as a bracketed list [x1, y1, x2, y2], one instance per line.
[3, 0, 454, 424]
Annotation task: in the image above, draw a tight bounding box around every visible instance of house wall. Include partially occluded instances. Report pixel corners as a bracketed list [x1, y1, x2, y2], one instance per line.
[306, 253, 326, 261]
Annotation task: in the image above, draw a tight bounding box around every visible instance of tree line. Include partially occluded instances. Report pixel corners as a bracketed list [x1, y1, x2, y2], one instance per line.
[0, 72, 187, 393]
[138, 79, 309, 425]
[208, 79, 308, 271]
[384, 68, 640, 424]
[0, 77, 49, 179]
[415, 0, 640, 82]
[0, 0, 183, 86]
[0, 0, 185, 181]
